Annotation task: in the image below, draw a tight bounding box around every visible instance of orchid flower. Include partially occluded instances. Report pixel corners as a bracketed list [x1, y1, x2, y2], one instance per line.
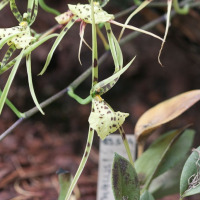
[0, 0, 58, 115]
[39, 1, 164, 75]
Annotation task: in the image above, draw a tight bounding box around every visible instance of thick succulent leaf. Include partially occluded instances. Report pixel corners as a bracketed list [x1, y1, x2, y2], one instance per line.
[0, 33, 58, 74]
[26, 53, 44, 115]
[135, 127, 190, 185]
[134, 90, 200, 143]
[112, 153, 140, 200]
[149, 159, 186, 199]
[56, 168, 73, 200]
[91, 56, 135, 96]
[0, 0, 10, 10]
[118, 0, 153, 41]
[0, 49, 24, 114]
[10, 0, 23, 22]
[140, 191, 155, 200]
[88, 0, 110, 7]
[180, 146, 200, 198]
[29, 0, 38, 26]
[0, 44, 16, 69]
[39, 16, 77, 75]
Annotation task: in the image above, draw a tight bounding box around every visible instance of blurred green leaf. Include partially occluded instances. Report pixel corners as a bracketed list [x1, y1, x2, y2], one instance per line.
[57, 168, 72, 200]
[112, 153, 140, 200]
[155, 129, 195, 177]
[149, 158, 187, 199]
[88, 0, 110, 7]
[140, 190, 155, 200]
[180, 146, 200, 198]
[135, 126, 191, 185]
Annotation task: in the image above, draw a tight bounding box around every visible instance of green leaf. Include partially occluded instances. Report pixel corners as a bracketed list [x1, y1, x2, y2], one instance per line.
[149, 158, 187, 199]
[111, 153, 140, 200]
[39, 16, 77, 75]
[135, 127, 191, 186]
[88, 0, 110, 7]
[26, 53, 44, 115]
[0, 0, 10, 10]
[180, 146, 200, 198]
[155, 129, 195, 177]
[10, 0, 23, 22]
[140, 190, 155, 200]
[0, 49, 24, 114]
[56, 168, 73, 200]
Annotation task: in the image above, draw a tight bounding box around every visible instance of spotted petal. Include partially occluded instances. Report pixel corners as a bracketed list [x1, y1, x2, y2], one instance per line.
[89, 100, 129, 140]
[68, 3, 114, 24]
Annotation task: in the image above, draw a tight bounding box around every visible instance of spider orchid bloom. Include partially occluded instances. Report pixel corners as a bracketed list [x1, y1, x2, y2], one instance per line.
[0, 0, 49, 115]
[39, 1, 164, 75]
[89, 96, 129, 140]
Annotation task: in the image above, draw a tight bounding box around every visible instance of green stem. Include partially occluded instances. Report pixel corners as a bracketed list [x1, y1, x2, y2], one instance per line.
[67, 87, 92, 105]
[119, 126, 135, 167]
[0, 89, 24, 118]
[91, 0, 98, 87]
[96, 25, 109, 50]
[64, 127, 94, 200]
[133, 0, 141, 5]
[38, 0, 60, 16]
[173, 0, 189, 15]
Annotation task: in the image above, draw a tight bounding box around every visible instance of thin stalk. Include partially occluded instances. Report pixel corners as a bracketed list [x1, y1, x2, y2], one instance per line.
[64, 128, 94, 200]
[96, 25, 109, 50]
[173, 0, 189, 15]
[67, 87, 92, 105]
[137, 142, 144, 158]
[119, 126, 134, 167]
[38, 0, 60, 16]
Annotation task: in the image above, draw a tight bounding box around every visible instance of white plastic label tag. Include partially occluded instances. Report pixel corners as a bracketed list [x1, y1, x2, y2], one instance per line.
[97, 134, 136, 200]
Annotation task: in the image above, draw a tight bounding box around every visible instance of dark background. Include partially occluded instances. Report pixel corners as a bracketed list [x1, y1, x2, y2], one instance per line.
[0, 0, 200, 199]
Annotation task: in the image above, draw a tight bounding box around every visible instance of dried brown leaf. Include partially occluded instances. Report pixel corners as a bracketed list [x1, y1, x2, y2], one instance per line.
[134, 90, 200, 143]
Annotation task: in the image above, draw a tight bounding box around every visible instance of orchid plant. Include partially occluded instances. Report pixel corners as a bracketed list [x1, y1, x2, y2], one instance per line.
[1, 0, 199, 200]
